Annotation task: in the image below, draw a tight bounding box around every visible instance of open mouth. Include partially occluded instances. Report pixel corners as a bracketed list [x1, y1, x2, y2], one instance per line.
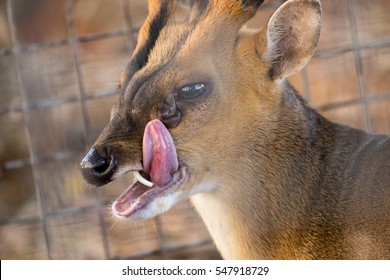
[111, 119, 186, 218]
[112, 166, 187, 217]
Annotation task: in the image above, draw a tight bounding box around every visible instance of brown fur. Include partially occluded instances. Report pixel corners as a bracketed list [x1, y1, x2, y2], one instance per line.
[81, 0, 390, 259]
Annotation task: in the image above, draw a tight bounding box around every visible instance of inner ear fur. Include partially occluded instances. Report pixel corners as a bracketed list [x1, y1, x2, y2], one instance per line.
[264, 0, 322, 80]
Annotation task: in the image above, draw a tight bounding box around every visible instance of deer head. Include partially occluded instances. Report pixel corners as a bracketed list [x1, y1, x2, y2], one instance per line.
[80, 0, 322, 221]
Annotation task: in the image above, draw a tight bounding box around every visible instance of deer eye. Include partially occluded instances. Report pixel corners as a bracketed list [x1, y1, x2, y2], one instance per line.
[178, 83, 206, 100]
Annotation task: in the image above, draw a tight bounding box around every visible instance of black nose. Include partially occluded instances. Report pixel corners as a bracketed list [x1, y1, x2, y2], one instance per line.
[80, 148, 117, 186]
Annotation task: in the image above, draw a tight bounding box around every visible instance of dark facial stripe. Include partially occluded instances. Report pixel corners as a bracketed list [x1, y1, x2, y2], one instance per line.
[134, 3, 170, 70]
[121, 3, 170, 92]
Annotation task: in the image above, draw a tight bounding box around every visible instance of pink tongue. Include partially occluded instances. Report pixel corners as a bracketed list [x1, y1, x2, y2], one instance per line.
[142, 119, 179, 187]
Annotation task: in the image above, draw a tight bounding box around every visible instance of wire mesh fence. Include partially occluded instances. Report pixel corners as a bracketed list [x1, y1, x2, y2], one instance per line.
[0, 0, 389, 259]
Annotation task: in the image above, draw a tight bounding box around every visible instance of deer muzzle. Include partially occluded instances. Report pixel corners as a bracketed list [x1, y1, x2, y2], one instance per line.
[80, 147, 118, 186]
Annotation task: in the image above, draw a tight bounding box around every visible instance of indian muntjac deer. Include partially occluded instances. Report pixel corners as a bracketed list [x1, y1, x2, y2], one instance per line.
[80, 0, 390, 259]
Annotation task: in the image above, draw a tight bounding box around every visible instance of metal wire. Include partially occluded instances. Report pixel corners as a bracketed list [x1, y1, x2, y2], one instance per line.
[348, 0, 371, 132]
[64, 0, 112, 260]
[6, 0, 52, 259]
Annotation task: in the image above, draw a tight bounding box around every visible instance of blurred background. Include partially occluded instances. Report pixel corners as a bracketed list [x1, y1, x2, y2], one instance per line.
[0, 0, 389, 260]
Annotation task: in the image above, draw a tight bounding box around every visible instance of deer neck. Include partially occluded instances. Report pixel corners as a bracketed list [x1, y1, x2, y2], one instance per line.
[191, 83, 345, 259]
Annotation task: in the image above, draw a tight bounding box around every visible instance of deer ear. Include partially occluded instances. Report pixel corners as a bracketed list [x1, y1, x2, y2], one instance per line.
[265, 0, 322, 80]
